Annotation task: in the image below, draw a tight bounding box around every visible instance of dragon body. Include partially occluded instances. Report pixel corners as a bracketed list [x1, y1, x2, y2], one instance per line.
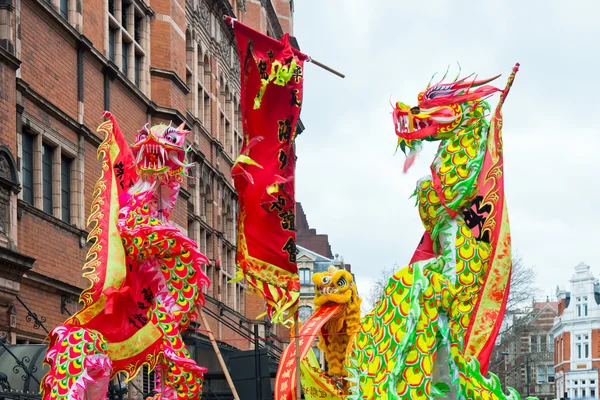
[345, 67, 518, 400]
[42, 113, 210, 400]
[292, 65, 532, 400]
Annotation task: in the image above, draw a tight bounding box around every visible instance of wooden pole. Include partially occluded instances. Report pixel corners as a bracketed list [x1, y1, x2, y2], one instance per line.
[198, 307, 241, 400]
[294, 313, 302, 399]
[309, 58, 345, 79]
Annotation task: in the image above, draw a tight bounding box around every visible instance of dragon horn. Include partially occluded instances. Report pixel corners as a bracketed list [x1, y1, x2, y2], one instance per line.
[177, 121, 186, 131]
[452, 74, 502, 90]
[140, 123, 150, 133]
[426, 72, 438, 90]
[436, 65, 451, 85]
[453, 62, 462, 82]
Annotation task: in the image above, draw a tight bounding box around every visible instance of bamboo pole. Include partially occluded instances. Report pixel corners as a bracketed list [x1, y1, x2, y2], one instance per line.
[198, 307, 241, 400]
[294, 313, 302, 399]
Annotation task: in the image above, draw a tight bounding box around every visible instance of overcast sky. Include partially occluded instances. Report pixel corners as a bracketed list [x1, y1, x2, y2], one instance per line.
[293, 0, 600, 304]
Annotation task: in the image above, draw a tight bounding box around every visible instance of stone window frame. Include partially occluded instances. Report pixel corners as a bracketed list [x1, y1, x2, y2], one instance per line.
[574, 332, 590, 360]
[18, 117, 83, 228]
[0, 146, 19, 248]
[105, 0, 150, 93]
[47, 0, 81, 28]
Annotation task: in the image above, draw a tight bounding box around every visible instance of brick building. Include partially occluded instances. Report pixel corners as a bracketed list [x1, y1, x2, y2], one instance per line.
[553, 262, 600, 399]
[0, 0, 297, 397]
[490, 300, 558, 399]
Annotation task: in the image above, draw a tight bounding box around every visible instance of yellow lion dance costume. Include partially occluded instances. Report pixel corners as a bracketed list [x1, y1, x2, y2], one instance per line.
[312, 266, 362, 380]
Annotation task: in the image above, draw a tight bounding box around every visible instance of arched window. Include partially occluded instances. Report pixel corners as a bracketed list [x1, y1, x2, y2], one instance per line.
[202, 54, 212, 132]
[203, 184, 213, 225]
[185, 30, 195, 114]
[298, 306, 312, 323]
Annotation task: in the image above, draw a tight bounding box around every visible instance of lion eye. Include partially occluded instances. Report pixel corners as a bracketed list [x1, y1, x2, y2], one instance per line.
[322, 276, 330, 284]
[337, 277, 347, 287]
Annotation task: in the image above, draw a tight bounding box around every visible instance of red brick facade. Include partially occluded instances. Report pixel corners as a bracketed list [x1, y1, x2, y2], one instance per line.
[0, 0, 296, 392]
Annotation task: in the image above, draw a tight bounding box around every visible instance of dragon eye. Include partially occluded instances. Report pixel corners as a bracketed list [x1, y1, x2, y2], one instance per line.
[322, 276, 330, 284]
[165, 133, 179, 144]
[138, 132, 148, 141]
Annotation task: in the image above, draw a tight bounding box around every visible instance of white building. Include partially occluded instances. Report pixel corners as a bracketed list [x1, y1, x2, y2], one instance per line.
[552, 262, 600, 399]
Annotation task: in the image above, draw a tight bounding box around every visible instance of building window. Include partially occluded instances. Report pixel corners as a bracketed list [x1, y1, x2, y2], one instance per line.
[135, 55, 142, 87]
[134, 15, 142, 42]
[21, 132, 34, 204]
[536, 367, 545, 384]
[298, 305, 312, 323]
[109, 28, 117, 62]
[41, 143, 53, 214]
[142, 365, 156, 393]
[61, 156, 71, 223]
[575, 334, 590, 359]
[121, 3, 129, 28]
[547, 367, 554, 383]
[60, 0, 68, 19]
[122, 42, 129, 75]
[576, 296, 588, 317]
[592, 389, 597, 397]
[299, 268, 311, 285]
[107, 0, 146, 91]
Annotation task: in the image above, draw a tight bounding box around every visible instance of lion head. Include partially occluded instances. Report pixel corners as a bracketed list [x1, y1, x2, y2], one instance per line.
[312, 266, 357, 307]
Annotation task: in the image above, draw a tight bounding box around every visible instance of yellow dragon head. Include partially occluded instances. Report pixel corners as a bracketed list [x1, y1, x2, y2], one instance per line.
[312, 266, 358, 308]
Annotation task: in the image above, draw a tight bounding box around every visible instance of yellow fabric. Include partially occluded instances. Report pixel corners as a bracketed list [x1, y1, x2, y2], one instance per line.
[108, 322, 162, 361]
[300, 349, 344, 400]
[103, 168, 126, 292]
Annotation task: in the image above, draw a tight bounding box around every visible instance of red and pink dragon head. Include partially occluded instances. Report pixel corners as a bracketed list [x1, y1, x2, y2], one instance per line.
[131, 122, 193, 183]
[393, 69, 502, 172]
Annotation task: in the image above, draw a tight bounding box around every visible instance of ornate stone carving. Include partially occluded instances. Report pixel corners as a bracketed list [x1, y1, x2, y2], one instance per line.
[199, 1, 209, 26]
[232, 55, 240, 81]
[0, 155, 11, 181]
[220, 35, 230, 63]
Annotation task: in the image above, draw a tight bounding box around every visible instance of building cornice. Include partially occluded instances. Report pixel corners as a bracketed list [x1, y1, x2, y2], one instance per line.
[150, 68, 191, 95]
[17, 79, 103, 147]
[18, 200, 88, 241]
[0, 43, 20, 70]
[23, 270, 82, 297]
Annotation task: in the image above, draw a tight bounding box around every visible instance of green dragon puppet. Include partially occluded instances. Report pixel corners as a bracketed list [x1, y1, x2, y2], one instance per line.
[278, 64, 537, 400]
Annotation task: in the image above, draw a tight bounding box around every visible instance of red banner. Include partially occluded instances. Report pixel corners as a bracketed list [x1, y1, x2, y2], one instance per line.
[228, 18, 307, 324]
[275, 303, 344, 400]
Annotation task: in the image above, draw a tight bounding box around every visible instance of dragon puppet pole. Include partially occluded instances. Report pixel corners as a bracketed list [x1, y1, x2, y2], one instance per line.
[198, 307, 241, 400]
[294, 312, 302, 399]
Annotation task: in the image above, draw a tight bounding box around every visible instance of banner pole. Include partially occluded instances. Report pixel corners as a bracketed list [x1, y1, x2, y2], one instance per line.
[308, 58, 346, 78]
[223, 15, 345, 79]
[198, 307, 241, 400]
[295, 312, 302, 399]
